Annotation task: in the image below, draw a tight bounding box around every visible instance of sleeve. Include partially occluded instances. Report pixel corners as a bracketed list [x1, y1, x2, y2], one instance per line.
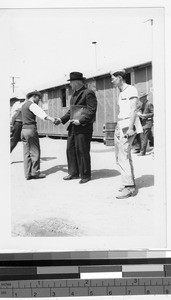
[79, 90, 97, 125]
[10, 101, 21, 124]
[144, 102, 154, 118]
[29, 103, 48, 120]
[60, 109, 71, 124]
[129, 86, 138, 99]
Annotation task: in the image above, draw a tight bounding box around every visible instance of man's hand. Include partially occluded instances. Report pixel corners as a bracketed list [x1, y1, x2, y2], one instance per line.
[54, 118, 62, 125]
[137, 111, 142, 117]
[70, 119, 80, 126]
[125, 128, 135, 137]
[137, 111, 146, 119]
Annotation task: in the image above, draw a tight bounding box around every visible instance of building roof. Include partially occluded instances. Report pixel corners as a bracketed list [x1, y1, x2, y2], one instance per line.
[37, 60, 152, 92]
[10, 60, 152, 99]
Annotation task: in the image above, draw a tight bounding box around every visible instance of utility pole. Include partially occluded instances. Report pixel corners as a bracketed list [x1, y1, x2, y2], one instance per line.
[143, 19, 153, 95]
[92, 41, 98, 72]
[10, 76, 20, 93]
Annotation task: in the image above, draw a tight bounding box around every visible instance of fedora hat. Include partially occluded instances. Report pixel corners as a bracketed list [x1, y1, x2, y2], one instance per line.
[67, 72, 86, 81]
[139, 91, 148, 98]
[110, 68, 126, 76]
[26, 90, 42, 99]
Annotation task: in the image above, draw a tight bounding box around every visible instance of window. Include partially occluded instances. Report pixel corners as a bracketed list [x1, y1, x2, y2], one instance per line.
[61, 88, 66, 107]
[125, 72, 131, 84]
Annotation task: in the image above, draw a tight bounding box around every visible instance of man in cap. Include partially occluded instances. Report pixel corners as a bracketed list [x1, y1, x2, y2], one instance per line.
[137, 92, 154, 156]
[10, 94, 25, 152]
[21, 90, 56, 180]
[55, 72, 97, 184]
[110, 69, 142, 199]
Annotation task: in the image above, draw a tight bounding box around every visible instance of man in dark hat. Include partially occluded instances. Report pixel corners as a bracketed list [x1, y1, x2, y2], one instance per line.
[21, 90, 56, 180]
[55, 72, 97, 184]
[137, 92, 154, 156]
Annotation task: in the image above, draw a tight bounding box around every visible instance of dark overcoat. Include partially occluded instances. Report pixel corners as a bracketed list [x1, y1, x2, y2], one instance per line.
[61, 85, 97, 133]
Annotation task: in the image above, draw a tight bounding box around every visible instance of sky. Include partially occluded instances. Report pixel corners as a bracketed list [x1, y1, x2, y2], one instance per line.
[0, 7, 159, 97]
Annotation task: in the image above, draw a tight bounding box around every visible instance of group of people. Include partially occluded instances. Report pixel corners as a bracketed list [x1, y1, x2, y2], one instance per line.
[10, 69, 154, 199]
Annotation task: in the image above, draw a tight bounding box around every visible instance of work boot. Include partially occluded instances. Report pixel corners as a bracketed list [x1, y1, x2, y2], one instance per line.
[118, 185, 125, 192]
[116, 187, 136, 199]
[137, 152, 145, 156]
[63, 175, 79, 180]
[31, 173, 46, 179]
[79, 177, 91, 184]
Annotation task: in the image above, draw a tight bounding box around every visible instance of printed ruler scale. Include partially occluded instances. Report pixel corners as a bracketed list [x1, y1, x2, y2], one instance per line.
[1, 277, 171, 297]
[0, 250, 171, 297]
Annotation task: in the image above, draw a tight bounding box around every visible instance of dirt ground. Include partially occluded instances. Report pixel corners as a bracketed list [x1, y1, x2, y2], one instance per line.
[11, 137, 154, 237]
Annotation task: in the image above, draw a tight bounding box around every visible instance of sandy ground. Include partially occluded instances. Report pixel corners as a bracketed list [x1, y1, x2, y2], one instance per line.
[11, 137, 154, 237]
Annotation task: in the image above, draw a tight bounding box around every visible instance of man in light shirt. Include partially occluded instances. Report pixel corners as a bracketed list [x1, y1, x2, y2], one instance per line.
[10, 96, 25, 152]
[110, 69, 142, 199]
[21, 90, 56, 180]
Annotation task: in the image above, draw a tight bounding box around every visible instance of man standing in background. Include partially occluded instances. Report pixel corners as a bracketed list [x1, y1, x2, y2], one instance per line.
[137, 92, 154, 156]
[10, 95, 25, 153]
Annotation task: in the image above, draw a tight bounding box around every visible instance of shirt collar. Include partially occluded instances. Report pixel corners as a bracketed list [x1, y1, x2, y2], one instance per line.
[74, 84, 85, 93]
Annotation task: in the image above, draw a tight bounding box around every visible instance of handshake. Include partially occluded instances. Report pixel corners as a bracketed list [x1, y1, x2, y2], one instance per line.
[53, 118, 62, 125]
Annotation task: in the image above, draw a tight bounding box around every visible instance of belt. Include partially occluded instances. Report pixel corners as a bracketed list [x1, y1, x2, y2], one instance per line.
[15, 119, 22, 123]
[118, 117, 130, 121]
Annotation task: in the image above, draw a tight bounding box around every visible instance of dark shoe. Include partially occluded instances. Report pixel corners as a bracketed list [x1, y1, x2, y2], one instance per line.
[63, 175, 79, 180]
[26, 176, 32, 180]
[137, 152, 145, 156]
[31, 173, 46, 179]
[79, 177, 91, 184]
[116, 187, 136, 199]
[133, 149, 140, 153]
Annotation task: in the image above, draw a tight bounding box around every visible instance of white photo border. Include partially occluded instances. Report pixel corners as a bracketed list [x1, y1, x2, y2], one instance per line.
[0, 0, 170, 252]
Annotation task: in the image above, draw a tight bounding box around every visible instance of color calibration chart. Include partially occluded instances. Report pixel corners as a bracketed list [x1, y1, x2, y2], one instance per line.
[0, 250, 171, 297]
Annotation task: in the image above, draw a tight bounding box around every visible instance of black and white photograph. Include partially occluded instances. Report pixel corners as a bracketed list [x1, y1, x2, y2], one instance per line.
[0, 1, 170, 251]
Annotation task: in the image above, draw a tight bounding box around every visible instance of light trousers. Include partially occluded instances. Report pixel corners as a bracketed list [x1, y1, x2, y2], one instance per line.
[21, 127, 40, 179]
[114, 125, 136, 186]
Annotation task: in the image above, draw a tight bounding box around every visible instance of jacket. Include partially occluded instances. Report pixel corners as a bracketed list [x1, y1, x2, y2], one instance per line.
[61, 85, 97, 133]
[140, 100, 154, 129]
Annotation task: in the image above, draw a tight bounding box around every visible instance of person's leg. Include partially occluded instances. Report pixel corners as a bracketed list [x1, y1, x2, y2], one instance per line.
[65, 129, 79, 177]
[29, 129, 41, 176]
[116, 134, 137, 198]
[140, 128, 150, 155]
[118, 135, 136, 187]
[75, 132, 92, 180]
[132, 134, 141, 153]
[21, 129, 32, 179]
[148, 128, 154, 147]
[10, 122, 22, 152]
[114, 128, 124, 190]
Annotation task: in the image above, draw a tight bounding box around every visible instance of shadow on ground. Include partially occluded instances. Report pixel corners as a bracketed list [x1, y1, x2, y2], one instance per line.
[43, 164, 68, 176]
[91, 169, 120, 180]
[11, 156, 57, 164]
[136, 175, 154, 189]
[43, 166, 119, 180]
